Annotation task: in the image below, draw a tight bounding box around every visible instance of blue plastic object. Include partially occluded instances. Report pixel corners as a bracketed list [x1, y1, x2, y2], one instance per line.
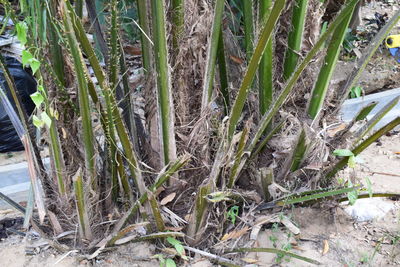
[389, 47, 400, 63]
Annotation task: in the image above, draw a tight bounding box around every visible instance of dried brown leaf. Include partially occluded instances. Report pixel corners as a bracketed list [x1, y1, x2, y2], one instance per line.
[242, 258, 258, 264]
[322, 240, 329, 255]
[229, 55, 244, 64]
[281, 216, 300, 235]
[160, 192, 176, 206]
[327, 123, 347, 137]
[48, 210, 63, 234]
[221, 227, 249, 241]
[165, 226, 184, 231]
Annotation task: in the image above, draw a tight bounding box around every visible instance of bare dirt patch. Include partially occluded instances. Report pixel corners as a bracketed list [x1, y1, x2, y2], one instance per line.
[1, 133, 399, 266]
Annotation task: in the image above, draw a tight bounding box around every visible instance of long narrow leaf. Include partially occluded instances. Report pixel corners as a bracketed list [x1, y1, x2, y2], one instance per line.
[354, 96, 399, 142]
[227, 248, 321, 265]
[62, 1, 96, 187]
[0, 191, 26, 214]
[354, 101, 378, 121]
[308, 1, 356, 119]
[248, 0, 360, 152]
[228, 0, 285, 140]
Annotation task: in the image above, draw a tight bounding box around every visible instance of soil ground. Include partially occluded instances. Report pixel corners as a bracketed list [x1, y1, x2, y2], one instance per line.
[0, 133, 399, 267]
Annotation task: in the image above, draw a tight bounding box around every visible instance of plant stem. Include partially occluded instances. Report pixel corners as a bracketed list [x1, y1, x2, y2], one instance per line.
[228, 0, 285, 140]
[171, 0, 184, 54]
[62, 1, 96, 188]
[201, 0, 225, 110]
[75, 0, 84, 18]
[283, 0, 308, 80]
[290, 127, 308, 171]
[136, 0, 152, 72]
[243, 0, 254, 61]
[65, 1, 146, 199]
[248, 0, 359, 152]
[217, 29, 230, 115]
[73, 168, 93, 240]
[150, 0, 177, 166]
[258, 0, 273, 114]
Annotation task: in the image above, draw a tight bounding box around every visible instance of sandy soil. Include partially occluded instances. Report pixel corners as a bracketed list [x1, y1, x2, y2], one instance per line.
[245, 131, 400, 266]
[0, 151, 26, 166]
[0, 132, 399, 267]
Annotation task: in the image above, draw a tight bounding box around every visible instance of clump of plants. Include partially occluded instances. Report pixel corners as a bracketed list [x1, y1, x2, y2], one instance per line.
[0, 0, 399, 265]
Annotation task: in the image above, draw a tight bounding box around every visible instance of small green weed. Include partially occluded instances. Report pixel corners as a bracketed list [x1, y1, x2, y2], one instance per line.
[342, 28, 360, 60]
[359, 252, 370, 264]
[154, 254, 177, 267]
[166, 237, 188, 260]
[347, 180, 358, 205]
[349, 86, 363, 99]
[226, 205, 239, 225]
[333, 149, 357, 168]
[155, 237, 187, 267]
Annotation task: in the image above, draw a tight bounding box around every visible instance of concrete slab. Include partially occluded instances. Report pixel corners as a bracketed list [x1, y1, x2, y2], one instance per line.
[0, 158, 49, 210]
[0, 161, 31, 187]
[339, 87, 400, 130]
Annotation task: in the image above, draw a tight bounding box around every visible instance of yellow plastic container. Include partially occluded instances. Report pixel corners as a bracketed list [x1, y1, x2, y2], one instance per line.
[386, 35, 400, 48]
